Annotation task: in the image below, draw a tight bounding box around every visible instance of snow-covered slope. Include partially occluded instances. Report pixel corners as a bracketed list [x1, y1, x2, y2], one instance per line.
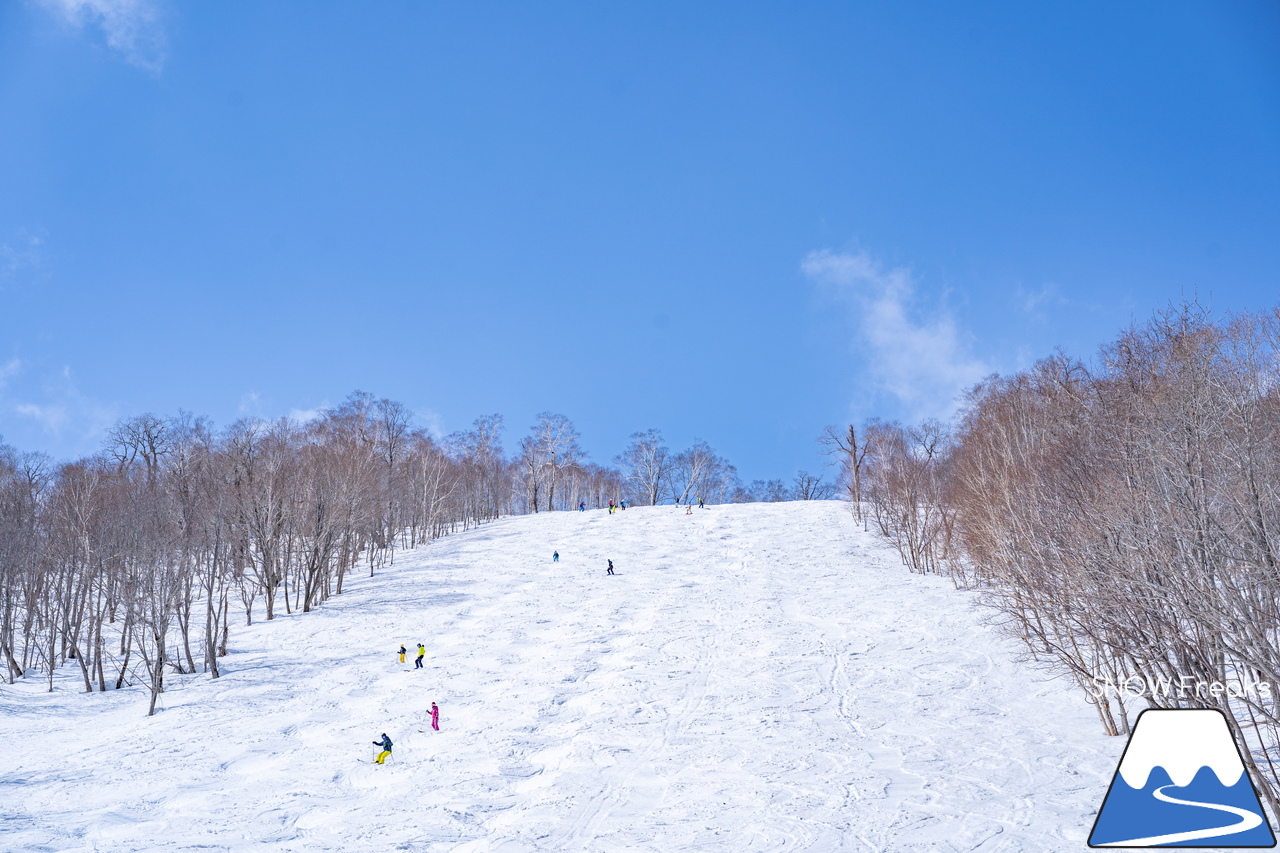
[1, 501, 1121, 851]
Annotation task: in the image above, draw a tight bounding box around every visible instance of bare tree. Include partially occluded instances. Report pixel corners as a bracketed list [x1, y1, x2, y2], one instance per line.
[669, 440, 724, 505]
[616, 429, 670, 506]
[820, 423, 877, 521]
[940, 301, 1280, 809]
[106, 414, 171, 484]
[792, 471, 835, 500]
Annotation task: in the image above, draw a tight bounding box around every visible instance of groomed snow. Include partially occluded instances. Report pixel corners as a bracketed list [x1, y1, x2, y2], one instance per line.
[1, 501, 1121, 851]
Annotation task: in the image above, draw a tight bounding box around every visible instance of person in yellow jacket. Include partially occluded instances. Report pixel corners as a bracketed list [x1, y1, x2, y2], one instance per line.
[398, 644, 406, 663]
[415, 643, 426, 669]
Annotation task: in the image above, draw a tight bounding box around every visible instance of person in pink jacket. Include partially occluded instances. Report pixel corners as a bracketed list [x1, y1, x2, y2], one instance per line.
[429, 702, 440, 731]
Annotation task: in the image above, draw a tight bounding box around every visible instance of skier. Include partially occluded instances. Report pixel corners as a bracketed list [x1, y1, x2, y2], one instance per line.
[686, 504, 693, 515]
[579, 501, 585, 512]
[608, 499, 615, 513]
[553, 550, 559, 562]
[607, 559, 614, 576]
[698, 497, 705, 509]
[430, 701, 440, 731]
[399, 644, 407, 664]
[415, 643, 426, 669]
[373, 732, 393, 764]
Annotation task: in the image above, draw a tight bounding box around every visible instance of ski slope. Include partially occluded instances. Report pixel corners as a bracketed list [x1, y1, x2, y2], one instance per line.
[0, 501, 1122, 852]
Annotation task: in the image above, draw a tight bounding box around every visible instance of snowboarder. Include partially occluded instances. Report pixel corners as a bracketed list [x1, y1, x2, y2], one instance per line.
[415, 643, 425, 669]
[553, 550, 559, 562]
[399, 644, 407, 664]
[578, 501, 585, 512]
[607, 559, 614, 576]
[430, 701, 440, 731]
[373, 732, 393, 764]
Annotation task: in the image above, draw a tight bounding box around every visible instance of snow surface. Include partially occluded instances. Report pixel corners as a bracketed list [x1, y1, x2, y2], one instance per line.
[1116, 709, 1245, 789]
[1, 501, 1122, 851]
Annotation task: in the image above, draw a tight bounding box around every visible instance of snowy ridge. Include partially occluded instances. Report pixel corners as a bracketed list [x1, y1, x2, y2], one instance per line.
[1, 501, 1119, 852]
[1116, 709, 1246, 789]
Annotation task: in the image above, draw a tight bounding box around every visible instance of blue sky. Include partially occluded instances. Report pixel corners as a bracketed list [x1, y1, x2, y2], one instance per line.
[1, 1, 1277, 483]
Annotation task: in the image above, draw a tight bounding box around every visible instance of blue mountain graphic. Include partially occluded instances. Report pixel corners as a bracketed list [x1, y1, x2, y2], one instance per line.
[1090, 765, 1276, 847]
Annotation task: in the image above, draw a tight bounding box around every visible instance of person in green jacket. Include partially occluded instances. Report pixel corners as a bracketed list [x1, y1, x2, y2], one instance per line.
[373, 732, 393, 764]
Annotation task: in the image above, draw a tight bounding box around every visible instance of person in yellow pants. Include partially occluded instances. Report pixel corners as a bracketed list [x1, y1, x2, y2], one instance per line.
[399, 645, 406, 663]
[373, 732, 393, 764]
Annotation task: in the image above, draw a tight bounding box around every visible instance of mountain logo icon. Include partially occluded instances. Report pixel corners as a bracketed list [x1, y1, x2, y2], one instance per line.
[1089, 708, 1277, 847]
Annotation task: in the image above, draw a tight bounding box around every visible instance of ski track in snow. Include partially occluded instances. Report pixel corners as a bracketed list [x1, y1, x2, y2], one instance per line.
[0, 502, 1119, 851]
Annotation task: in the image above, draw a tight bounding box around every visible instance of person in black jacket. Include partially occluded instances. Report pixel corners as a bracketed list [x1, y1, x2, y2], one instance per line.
[607, 559, 614, 576]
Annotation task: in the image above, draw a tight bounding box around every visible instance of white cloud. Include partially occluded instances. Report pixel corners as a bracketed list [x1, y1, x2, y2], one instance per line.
[803, 249, 990, 421]
[41, 0, 167, 71]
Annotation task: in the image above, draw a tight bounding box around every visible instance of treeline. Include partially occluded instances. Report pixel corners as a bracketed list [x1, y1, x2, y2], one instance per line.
[0, 394, 830, 714]
[829, 302, 1280, 809]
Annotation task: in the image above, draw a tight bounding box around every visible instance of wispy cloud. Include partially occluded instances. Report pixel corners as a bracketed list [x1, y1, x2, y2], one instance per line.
[0, 359, 20, 390]
[1019, 281, 1061, 315]
[803, 249, 990, 421]
[7, 364, 118, 449]
[1015, 280, 1100, 324]
[417, 408, 445, 440]
[288, 404, 328, 425]
[15, 401, 70, 434]
[238, 392, 262, 415]
[40, 0, 167, 72]
[0, 230, 45, 279]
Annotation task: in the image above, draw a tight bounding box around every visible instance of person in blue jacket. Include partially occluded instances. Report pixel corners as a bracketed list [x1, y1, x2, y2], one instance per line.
[373, 733, 393, 764]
